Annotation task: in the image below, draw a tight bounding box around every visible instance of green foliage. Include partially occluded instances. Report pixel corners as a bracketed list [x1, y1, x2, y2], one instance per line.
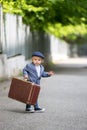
[1, 0, 55, 30]
[1, 0, 87, 42]
[47, 23, 87, 37]
[46, 23, 87, 43]
[2, 0, 87, 26]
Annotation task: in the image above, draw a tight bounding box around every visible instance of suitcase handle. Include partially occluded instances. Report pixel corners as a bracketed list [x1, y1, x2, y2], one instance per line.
[23, 78, 35, 86]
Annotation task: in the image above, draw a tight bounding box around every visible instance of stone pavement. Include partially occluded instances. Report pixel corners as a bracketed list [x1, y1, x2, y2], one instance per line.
[0, 58, 87, 130]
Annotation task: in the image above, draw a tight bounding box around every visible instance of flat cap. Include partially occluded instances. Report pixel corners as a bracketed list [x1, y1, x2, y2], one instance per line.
[32, 51, 45, 59]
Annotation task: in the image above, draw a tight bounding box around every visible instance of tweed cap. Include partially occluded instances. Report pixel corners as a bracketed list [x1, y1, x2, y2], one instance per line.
[32, 51, 45, 59]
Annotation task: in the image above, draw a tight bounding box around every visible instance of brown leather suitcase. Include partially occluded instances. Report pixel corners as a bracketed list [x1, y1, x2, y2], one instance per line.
[8, 78, 40, 105]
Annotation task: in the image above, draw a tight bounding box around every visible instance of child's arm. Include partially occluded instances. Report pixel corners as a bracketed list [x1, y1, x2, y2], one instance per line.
[42, 70, 54, 77]
[41, 65, 54, 77]
[48, 71, 54, 76]
[23, 65, 29, 80]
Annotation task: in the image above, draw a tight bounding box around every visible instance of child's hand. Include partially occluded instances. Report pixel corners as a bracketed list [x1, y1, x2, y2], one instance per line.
[24, 75, 28, 81]
[48, 71, 54, 76]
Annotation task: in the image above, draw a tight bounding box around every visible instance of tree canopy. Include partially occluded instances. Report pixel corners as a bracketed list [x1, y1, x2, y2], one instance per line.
[1, 0, 87, 42]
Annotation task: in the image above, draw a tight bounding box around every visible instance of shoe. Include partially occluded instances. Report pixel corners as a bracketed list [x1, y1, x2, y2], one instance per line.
[34, 107, 45, 112]
[26, 108, 35, 113]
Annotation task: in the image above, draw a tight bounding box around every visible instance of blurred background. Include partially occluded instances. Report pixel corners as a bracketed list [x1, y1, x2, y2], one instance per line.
[0, 0, 87, 79]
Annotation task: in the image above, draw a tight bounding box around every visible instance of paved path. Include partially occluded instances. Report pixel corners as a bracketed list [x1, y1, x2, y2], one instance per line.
[0, 62, 87, 130]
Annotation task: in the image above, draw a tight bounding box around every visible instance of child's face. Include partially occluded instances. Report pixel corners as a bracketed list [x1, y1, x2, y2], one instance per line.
[32, 56, 43, 66]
